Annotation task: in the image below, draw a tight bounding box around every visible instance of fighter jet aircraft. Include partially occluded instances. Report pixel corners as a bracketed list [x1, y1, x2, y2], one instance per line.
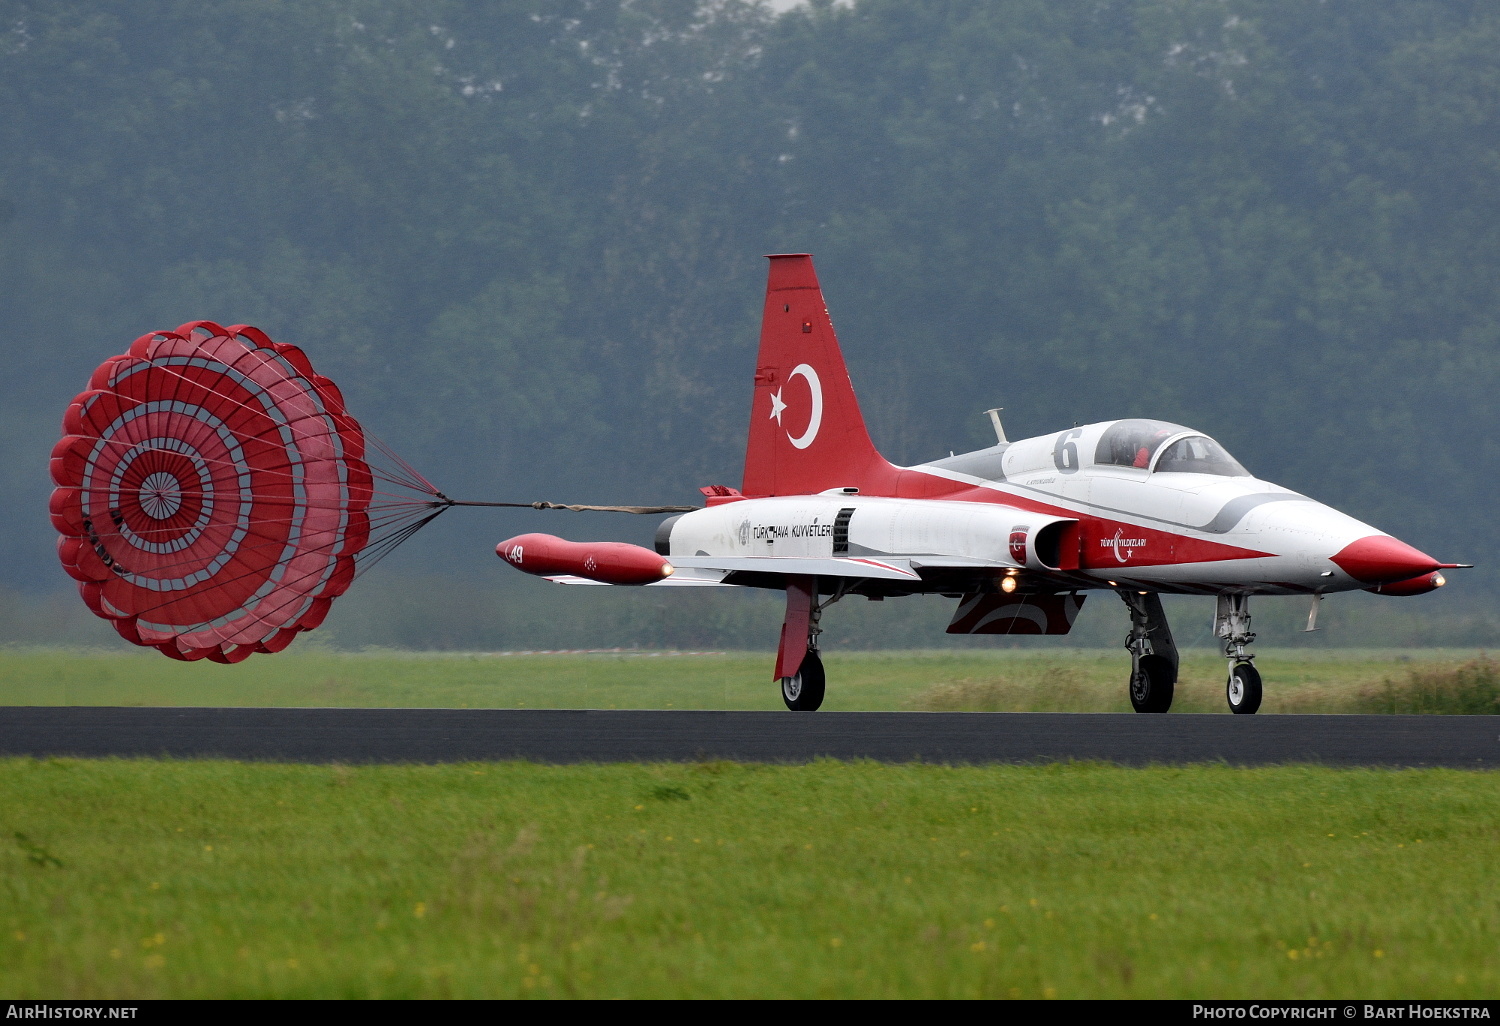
[498, 254, 1465, 714]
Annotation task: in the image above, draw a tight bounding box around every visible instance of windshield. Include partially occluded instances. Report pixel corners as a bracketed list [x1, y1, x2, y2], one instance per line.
[1095, 420, 1184, 469]
[1154, 435, 1250, 477]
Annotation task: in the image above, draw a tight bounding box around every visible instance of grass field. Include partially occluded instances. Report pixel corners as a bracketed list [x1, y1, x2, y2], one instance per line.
[4, 649, 1496, 997]
[1, 758, 1496, 998]
[2, 646, 1496, 713]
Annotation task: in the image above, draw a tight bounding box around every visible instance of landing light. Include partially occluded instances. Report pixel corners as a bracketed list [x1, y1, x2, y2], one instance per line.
[662, 564, 675, 577]
[1434, 574, 1446, 588]
[1000, 576, 1017, 594]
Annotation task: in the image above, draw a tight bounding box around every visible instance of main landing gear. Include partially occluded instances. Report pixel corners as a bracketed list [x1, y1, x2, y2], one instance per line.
[776, 575, 845, 711]
[1121, 592, 1180, 713]
[1216, 594, 1262, 714]
[781, 648, 825, 711]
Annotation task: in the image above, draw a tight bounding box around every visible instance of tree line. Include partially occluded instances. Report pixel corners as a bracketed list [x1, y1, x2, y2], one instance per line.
[2, 0, 1496, 637]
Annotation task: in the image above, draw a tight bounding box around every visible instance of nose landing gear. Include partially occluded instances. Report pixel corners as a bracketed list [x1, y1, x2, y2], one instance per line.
[1226, 660, 1262, 714]
[1122, 592, 1179, 713]
[1216, 594, 1262, 714]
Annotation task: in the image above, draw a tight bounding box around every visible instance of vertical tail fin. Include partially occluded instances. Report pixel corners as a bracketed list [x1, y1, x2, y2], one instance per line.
[741, 254, 899, 497]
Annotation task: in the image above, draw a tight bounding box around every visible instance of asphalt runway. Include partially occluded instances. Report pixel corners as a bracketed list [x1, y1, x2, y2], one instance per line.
[1, 707, 1497, 767]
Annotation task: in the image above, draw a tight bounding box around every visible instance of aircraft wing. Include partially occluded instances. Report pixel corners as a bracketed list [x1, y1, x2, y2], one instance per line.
[545, 567, 732, 587]
[543, 554, 1016, 587]
[906, 556, 1015, 570]
[668, 555, 922, 580]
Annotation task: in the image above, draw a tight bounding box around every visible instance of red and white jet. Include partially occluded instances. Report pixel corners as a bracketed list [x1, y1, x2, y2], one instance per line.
[499, 254, 1466, 713]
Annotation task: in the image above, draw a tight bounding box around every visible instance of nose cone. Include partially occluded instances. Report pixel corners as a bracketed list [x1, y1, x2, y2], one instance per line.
[1331, 535, 1441, 584]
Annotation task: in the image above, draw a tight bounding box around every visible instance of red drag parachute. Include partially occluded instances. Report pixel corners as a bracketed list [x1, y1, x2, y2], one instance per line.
[49, 322, 387, 662]
[49, 321, 698, 662]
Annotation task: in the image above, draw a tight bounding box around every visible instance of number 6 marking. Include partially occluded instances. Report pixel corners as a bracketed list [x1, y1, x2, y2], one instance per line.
[1053, 428, 1084, 474]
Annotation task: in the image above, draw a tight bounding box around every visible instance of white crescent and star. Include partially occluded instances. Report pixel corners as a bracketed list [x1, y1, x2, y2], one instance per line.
[769, 363, 823, 449]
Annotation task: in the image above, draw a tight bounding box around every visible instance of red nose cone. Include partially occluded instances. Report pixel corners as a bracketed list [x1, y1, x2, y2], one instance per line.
[1331, 535, 1440, 584]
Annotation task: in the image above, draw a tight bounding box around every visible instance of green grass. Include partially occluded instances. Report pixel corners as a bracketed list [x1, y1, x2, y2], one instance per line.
[1, 758, 1496, 998]
[1359, 659, 1500, 715]
[1, 646, 1493, 712]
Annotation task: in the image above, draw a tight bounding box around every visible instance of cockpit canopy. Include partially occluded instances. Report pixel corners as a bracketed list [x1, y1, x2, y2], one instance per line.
[1095, 419, 1249, 477]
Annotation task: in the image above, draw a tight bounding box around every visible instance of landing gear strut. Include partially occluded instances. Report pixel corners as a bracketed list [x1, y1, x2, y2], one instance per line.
[1121, 592, 1179, 713]
[1215, 593, 1262, 714]
[776, 576, 845, 711]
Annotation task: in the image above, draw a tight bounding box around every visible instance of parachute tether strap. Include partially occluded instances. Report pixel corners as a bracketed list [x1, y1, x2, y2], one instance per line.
[437, 499, 700, 514]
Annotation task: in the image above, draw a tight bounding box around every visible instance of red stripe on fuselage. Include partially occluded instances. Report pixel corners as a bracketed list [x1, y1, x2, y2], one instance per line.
[890, 467, 1272, 568]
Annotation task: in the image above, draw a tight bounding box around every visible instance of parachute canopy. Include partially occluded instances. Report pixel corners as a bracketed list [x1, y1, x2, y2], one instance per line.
[50, 321, 698, 662]
[49, 322, 439, 662]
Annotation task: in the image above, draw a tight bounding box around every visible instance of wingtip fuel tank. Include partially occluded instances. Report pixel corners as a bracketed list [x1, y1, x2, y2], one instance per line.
[496, 533, 674, 585]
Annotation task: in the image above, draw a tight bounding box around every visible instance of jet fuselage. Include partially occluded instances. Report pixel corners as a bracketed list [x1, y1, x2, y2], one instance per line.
[663, 417, 1444, 597]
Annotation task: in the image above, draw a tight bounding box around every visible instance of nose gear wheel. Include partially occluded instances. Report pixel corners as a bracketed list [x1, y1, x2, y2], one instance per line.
[1216, 594, 1261, 714]
[1227, 661, 1263, 714]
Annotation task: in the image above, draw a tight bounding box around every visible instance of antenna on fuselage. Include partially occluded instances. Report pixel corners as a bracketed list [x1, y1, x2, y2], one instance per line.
[983, 407, 1008, 444]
